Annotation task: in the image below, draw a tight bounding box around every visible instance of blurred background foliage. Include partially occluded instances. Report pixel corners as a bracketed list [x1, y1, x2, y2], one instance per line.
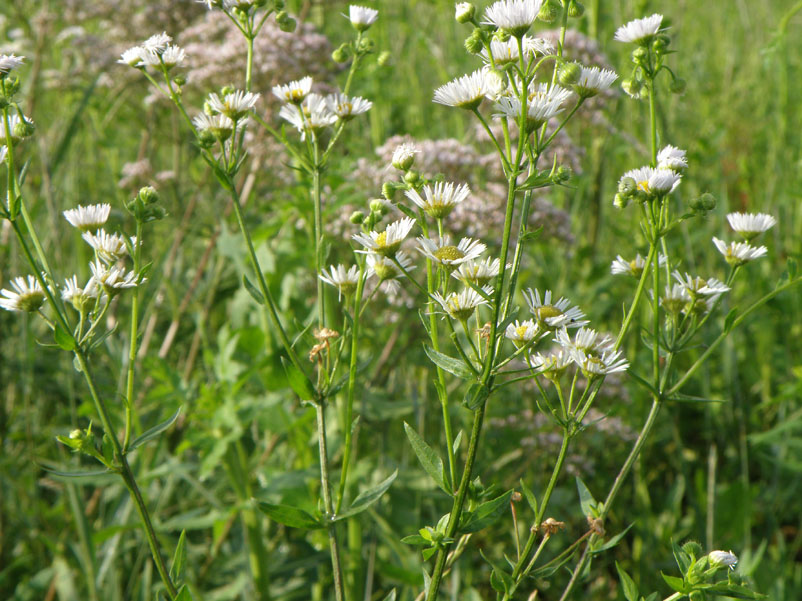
[1, 0, 802, 599]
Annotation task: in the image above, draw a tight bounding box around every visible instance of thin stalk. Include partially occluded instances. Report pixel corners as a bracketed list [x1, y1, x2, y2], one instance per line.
[312, 157, 326, 329]
[614, 242, 657, 350]
[123, 220, 143, 452]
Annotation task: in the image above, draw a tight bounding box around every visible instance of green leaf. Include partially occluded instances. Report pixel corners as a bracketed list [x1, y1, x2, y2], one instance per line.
[400, 534, 429, 546]
[594, 523, 633, 553]
[42, 467, 113, 479]
[665, 393, 723, 404]
[460, 490, 513, 533]
[257, 502, 323, 530]
[422, 547, 438, 561]
[212, 164, 234, 191]
[424, 345, 475, 379]
[281, 357, 316, 400]
[462, 382, 489, 410]
[482, 549, 513, 594]
[576, 476, 598, 518]
[520, 480, 538, 517]
[705, 583, 767, 599]
[519, 226, 544, 244]
[672, 539, 692, 573]
[242, 274, 265, 305]
[616, 561, 639, 601]
[787, 257, 798, 279]
[175, 584, 193, 601]
[724, 307, 739, 333]
[54, 322, 76, 351]
[381, 590, 397, 601]
[128, 407, 182, 452]
[403, 422, 450, 494]
[335, 470, 397, 520]
[661, 573, 689, 594]
[170, 530, 186, 585]
[518, 170, 552, 191]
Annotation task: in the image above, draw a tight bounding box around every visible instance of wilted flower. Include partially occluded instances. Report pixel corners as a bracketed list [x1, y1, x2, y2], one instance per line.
[712, 237, 767, 266]
[63, 204, 111, 231]
[0, 276, 46, 313]
[142, 32, 172, 54]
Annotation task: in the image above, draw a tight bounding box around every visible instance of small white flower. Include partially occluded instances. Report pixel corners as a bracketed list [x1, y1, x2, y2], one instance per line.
[348, 5, 379, 31]
[672, 271, 730, 298]
[529, 349, 573, 375]
[505, 319, 540, 345]
[272, 76, 313, 104]
[62, 275, 103, 311]
[556, 326, 614, 356]
[455, 2, 475, 22]
[63, 204, 111, 231]
[431, 286, 492, 321]
[82, 229, 133, 264]
[319, 264, 360, 300]
[523, 289, 587, 329]
[433, 69, 490, 110]
[610, 253, 667, 276]
[142, 32, 172, 54]
[708, 550, 738, 570]
[118, 46, 150, 68]
[494, 83, 571, 130]
[483, 0, 543, 35]
[279, 93, 337, 136]
[89, 260, 139, 292]
[620, 166, 681, 196]
[726, 212, 776, 241]
[614, 14, 664, 44]
[451, 257, 503, 287]
[571, 348, 629, 375]
[657, 145, 687, 171]
[405, 182, 470, 219]
[417, 236, 486, 268]
[352, 217, 416, 257]
[480, 36, 553, 66]
[391, 143, 419, 171]
[0, 275, 46, 313]
[326, 93, 373, 120]
[160, 45, 186, 68]
[193, 113, 235, 140]
[574, 65, 618, 98]
[659, 283, 690, 314]
[366, 251, 414, 292]
[0, 54, 25, 75]
[712, 237, 768, 266]
[208, 90, 260, 120]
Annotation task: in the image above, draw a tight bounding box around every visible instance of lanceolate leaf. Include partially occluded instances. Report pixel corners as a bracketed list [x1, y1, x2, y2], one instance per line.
[423, 345, 475, 380]
[403, 422, 450, 494]
[257, 502, 323, 530]
[335, 470, 398, 520]
[170, 530, 187, 585]
[460, 490, 513, 533]
[128, 407, 182, 452]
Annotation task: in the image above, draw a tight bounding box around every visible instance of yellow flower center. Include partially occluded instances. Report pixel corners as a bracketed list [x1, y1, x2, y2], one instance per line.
[434, 245, 465, 262]
[537, 305, 562, 320]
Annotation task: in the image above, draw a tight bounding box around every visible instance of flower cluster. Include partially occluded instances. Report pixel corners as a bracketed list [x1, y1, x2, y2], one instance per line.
[119, 32, 186, 71]
[711, 212, 774, 266]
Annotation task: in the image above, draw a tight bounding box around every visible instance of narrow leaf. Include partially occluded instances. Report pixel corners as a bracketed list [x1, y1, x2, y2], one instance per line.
[460, 490, 513, 533]
[335, 470, 398, 520]
[54, 322, 76, 351]
[576, 476, 598, 518]
[424, 345, 474, 379]
[281, 357, 316, 400]
[519, 479, 538, 517]
[128, 407, 182, 452]
[403, 422, 450, 494]
[170, 530, 187, 585]
[175, 584, 193, 601]
[724, 308, 738, 333]
[257, 501, 323, 529]
[381, 591, 397, 601]
[594, 523, 634, 553]
[615, 561, 639, 601]
[242, 274, 265, 305]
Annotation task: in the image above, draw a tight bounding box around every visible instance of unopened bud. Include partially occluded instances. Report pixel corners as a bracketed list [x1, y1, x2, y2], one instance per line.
[538, 0, 562, 24]
[377, 51, 391, 67]
[332, 44, 350, 63]
[568, 0, 585, 18]
[138, 186, 159, 205]
[464, 31, 484, 54]
[553, 166, 571, 184]
[349, 210, 365, 224]
[404, 170, 421, 186]
[632, 46, 648, 65]
[358, 39, 376, 54]
[618, 177, 637, 197]
[689, 192, 716, 212]
[173, 75, 186, 86]
[273, 0, 285, 9]
[382, 182, 395, 200]
[14, 118, 34, 139]
[652, 36, 669, 54]
[558, 62, 581, 86]
[455, 2, 475, 23]
[276, 11, 296, 32]
[621, 78, 643, 99]
[198, 129, 217, 149]
[613, 193, 629, 209]
[670, 77, 686, 95]
[369, 198, 386, 214]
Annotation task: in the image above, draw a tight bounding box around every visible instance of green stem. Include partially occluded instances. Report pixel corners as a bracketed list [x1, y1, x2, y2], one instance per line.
[123, 220, 143, 452]
[312, 158, 326, 329]
[614, 243, 657, 350]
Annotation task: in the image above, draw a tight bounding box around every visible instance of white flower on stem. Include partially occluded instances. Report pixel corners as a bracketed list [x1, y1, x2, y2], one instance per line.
[614, 14, 664, 44]
[405, 182, 471, 219]
[529, 349, 573, 376]
[0, 54, 25, 75]
[118, 46, 150, 68]
[620, 166, 681, 196]
[352, 217, 416, 257]
[348, 5, 379, 31]
[208, 90, 260, 120]
[574, 65, 618, 98]
[480, 36, 553, 66]
[571, 348, 629, 375]
[89, 260, 140, 292]
[160, 45, 186, 69]
[82, 229, 134, 264]
[482, 0, 543, 36]
[610, 253, 667, 276]
[62, 275, 102, 312]
[366, 251, 414, 292]
[272, 76, 313, 104]
[0, 113, 34, 145]
[142, 32, 172, 54]
[659, 283, 690, 314]
[672, 271, 730, 298]
[455, 2, 475, 22]
[494, 84, 570, 131]
[326, 93, 373, 120]
[430, 286, 492, 321]
[391, 143, 419, 171]
[726, 212, 776, 241]
[712, 237, 768, 266]
[320, 264, 360, 300]
[433, 69, 491, 110]
[708, 550, 738, 570]
[523, 289, 587, 329]
[0, 275, 46, 313]
[193, 113, 235, 141]
[451, 257, 503, 287]
[505, 319, 540, 345]
[657, 145, 688, 171]
[279, 93, 338, 137]
[417, 236, 486, 269]
[63, 204, 111, 231]
[556, 326, 614, 357]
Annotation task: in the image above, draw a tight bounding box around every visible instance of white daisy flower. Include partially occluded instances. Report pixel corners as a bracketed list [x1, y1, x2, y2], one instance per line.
[610, 253, 667, 276]
[63, 204, 111, 231]
[482, 0, 543, 36]
[272, 76, 313, 104]
[712, 237, 768, 266]
[417, 236, 487, 269]
[657, 145, 688, 171]
[0, 275, 46, 313]
[352, 217, 416, 257]
[430, 286, 492, 321]
[279, 93, 337, 136]
[614, 14, 664, 44]
[659, 283, 690, 314]
[391, 143, 419, 171]
[529, 349, 573, 376]
[319, 264, 360, 300]
[325, 93, 373, 120]
[0, 113, 34, 145]
[726, 212, 776, 241]
[118, 46, 150, 68]
[620, 166, 681, 196]
[348, 5, 379, 31]
[451, 257, 503, 287]
[556, 326, 614, 357]
[405, 182, 470, 219]
[523, 289, 587, 329]
[505, 319, 540, 345]
[708, 550, 738, 570]
[480, 36, 553, 66]
[672, 271, 730, 298]
[62, 275, 103, 311]
[193, 113, 235, 141]
[571, 348, 629, 375]
[208, 90, 260, 120]
[433, 69, 490, 110]
[574, 65, 618, 98]
[0, 54, 25, 75]
[142, 32, 172, 54]
[89, 260, 139, 292]
[160, 45, 186, 69]
[494, 84, 570, 131]
[82, 229, 133, 264]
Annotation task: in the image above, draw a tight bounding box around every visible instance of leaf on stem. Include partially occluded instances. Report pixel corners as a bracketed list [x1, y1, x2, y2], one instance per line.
[281, 357, 316, 401]
[424, 345, 475, 380]
[576, 476, 599, 518]
[54, 322, 76, 351]
[661, 572, 690, 594]
[170, 530, 187, 585]
[242, 274, 265, 305]
[462, 382, 489, 411]
[335, 469, 398, 520]
[380, 590, 397, 601]
[460, 489, 513, 533]
[519, 479, 538, 517]
[593, 523, 633, 553]
[403, 422, 450, 495]
[257, 501, 324, 530]
[615, 561, 639, 601]
[127, 407, 182, 452]
[175, 584, 193, 601]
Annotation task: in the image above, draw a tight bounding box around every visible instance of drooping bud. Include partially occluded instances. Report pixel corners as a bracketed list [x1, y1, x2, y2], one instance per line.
[276, 11, 296, 32]
[568, 0, 585, 18]
[332, 43, 351, 63]
[670, 77, 686, 95]
[538, 0, 562, 24]
[349, 210, 365, 224]
[558, 62, 582, 86]
[455, 2, 475, 24]
[464, 31, 484, 54]
[382, 182, 395, 200]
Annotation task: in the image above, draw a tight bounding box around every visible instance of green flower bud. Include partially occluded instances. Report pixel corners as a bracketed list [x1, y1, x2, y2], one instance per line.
[332, 44, 350, 63]
[138, 186, 159, 205]
[276, 11, 297, 32]
[494, 28, 511, 43]
[553, 166, 572, 184]
[349, 210, 365, 224]
[652, 36, 669, 54]
[568, 0, 585, 18]
[198, 129, 217, 149]
[273, 0, 285, 9]
[358, 38, 376, 54]
[455, 2, 475, 23]
[14, 118, 35, 139]
[632, 46, 649, 65]
[558, 62, 582, 86]
[369, 198, 386, 214]
[377, 51, 391, 67]
[621, 77, 644, 99]
[369, 210, 383, 223]
[689, 192, 716, 212]
[404, 170, 421, 186]
[382, 182, 395, 200]
[538, 0, 562, 24]
[4, 76, 20, 97]
[221, 85, 235, 96]
[464, 32, 484, 54]
[670, 77, 686, 94]
[618, 176, 637, 197]
[0, 97, 9, 110]
[613, 193, 629, 209]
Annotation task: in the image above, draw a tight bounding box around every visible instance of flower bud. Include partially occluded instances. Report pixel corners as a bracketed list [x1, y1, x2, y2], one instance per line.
[618, 177, 637, 197]
[198, 129, 217, 149]
[14, 118, 35, 139]
[455, 2, 475, 23]
[173, 75, 186, 86]
[369, 198, 387, 214]
[689, 192, 716, 212]
[358, 38, 376, 54]
[568, 0, 585, 18]
[382, 182, 395, 200]
[221, 85, 235, 96]
[670, 77, 686, 94]
[138, 186, 160, 205]
[553, 166, 571, 184]
[276, 11, 296, 32]
[332, 43, 351, 63]
[621, 78, 643, 99]
[464, 31, 484, 54]
[273, 0, 285, 9]
[404, 170, 421, 186]
[652, 36, 669, 55]
[494, 28, 511, 43]
[613, 193, 629, 209]
[349, 210, 365, 224]
[0, 97, 9, 110]
[632, 46, 649, 65]
[558, 62, 581, 86]
[538, 0, 562, 24]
